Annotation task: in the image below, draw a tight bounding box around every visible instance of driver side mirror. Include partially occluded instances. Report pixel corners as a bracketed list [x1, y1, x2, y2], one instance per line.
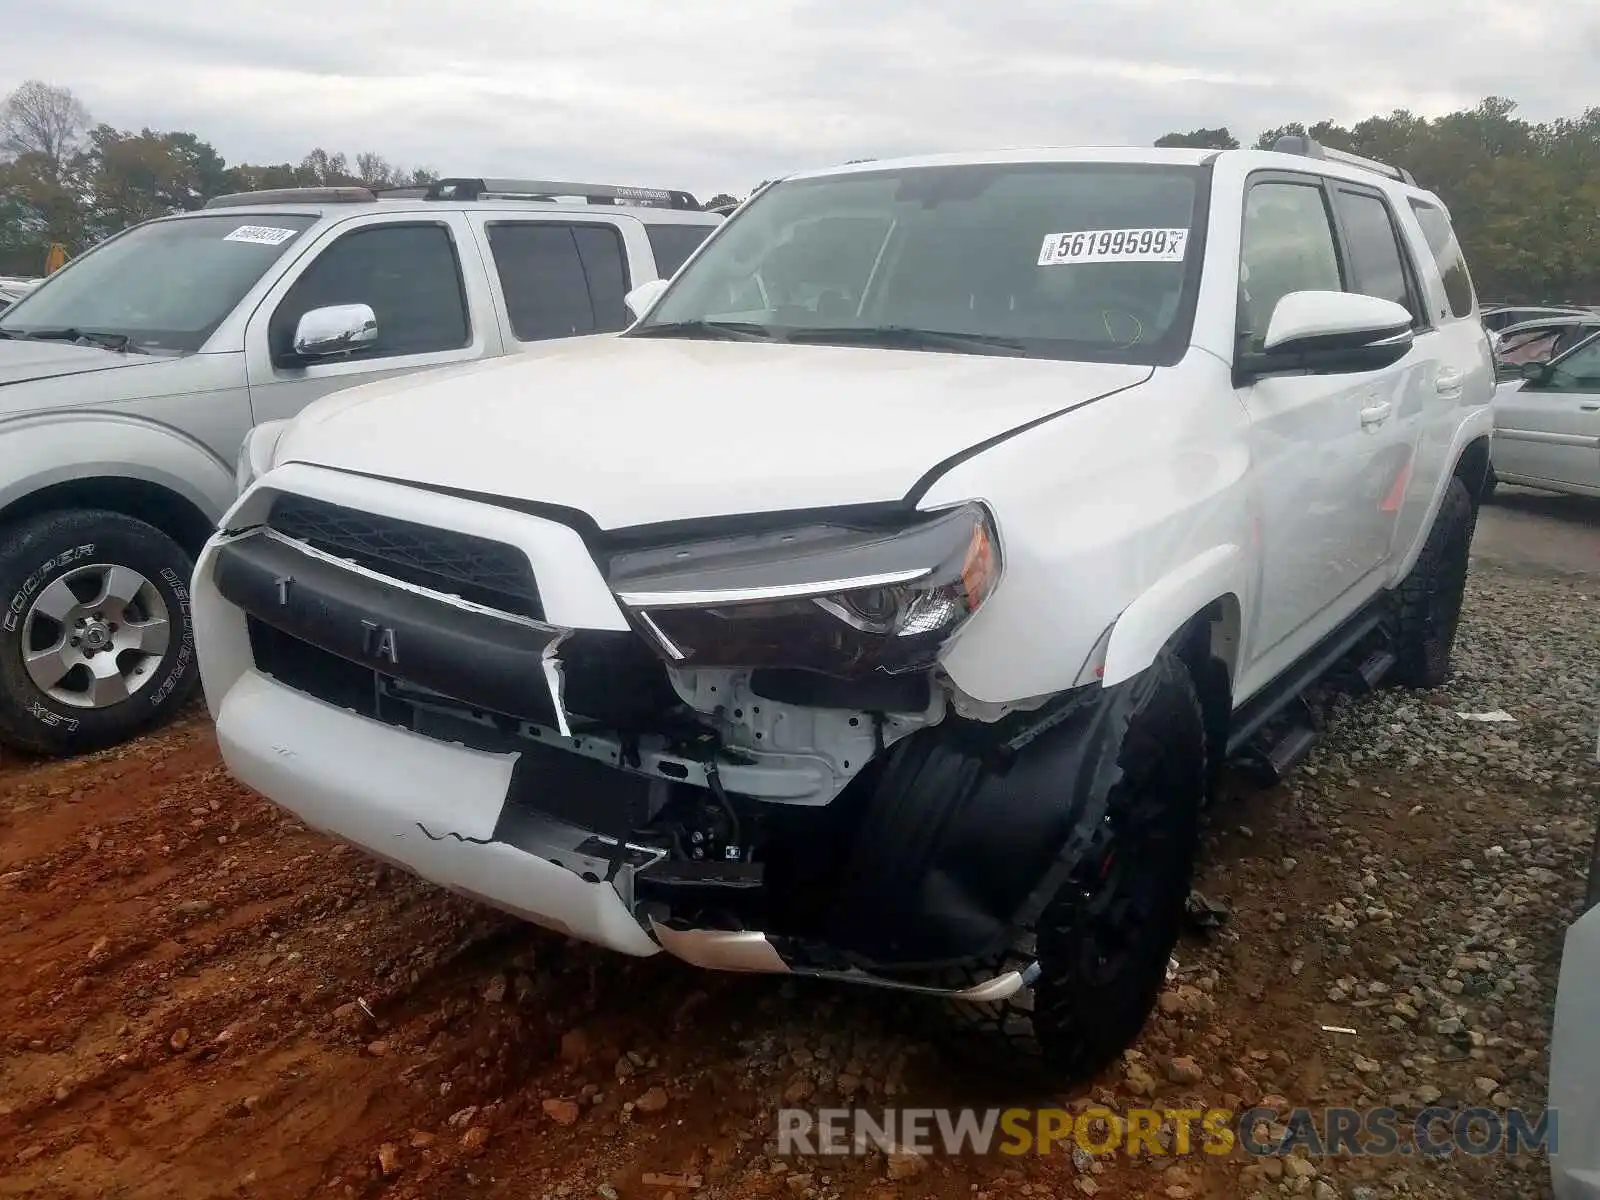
[291, 303, 378, 360]
[1238, 290, 1414, 381]
[624, 279, 669, 322]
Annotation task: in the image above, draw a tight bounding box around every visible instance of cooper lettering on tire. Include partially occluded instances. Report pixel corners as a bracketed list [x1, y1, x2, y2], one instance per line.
[0, 510, 200, 756]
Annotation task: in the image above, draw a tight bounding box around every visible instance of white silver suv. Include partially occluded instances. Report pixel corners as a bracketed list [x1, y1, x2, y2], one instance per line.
[195, 139, 1495, 1080]
[0, 178, 720, 755]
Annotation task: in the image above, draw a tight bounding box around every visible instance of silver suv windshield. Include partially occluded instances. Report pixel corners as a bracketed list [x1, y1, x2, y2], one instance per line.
[0, 213, 318, 354]
[630, 160, 1207, 364]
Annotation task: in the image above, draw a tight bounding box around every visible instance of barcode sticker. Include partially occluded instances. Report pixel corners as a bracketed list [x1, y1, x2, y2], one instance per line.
[224, 225, 300, 246]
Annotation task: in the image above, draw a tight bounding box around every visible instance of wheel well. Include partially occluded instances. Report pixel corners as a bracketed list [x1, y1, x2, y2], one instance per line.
[0, 478, 215, 558]
[1453, 436, 1492, 503]
[1176, 597, 1238, 791]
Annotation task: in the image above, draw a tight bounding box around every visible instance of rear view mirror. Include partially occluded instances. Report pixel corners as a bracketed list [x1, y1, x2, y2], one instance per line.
[1240, 290, 1414, 380]
[292, 303, 378, 359]
[624, 279, 669, 322]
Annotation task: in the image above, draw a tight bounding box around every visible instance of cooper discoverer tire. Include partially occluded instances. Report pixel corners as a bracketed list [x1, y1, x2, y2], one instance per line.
[1390, 475, 1476, 689]
[940, 649, 1208, 1083]
[0, 509, 199, 757]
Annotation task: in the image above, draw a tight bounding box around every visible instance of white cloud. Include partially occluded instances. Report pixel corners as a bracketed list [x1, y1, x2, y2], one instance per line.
[1, 0, 1593, 199]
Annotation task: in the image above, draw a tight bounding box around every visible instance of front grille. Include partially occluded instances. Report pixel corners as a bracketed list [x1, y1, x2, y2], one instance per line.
[266, 493, 543, 619]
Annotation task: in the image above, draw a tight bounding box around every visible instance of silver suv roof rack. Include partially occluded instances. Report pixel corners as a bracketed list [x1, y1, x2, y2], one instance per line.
[1271, 135, 1416, 187]
[421, 177, 703, 210]
[204, 185, 378, 208]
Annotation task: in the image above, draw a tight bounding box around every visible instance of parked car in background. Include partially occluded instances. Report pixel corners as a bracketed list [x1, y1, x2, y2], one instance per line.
[1491, 314, 1600, 379]
[0, 177, 722, 757]
[1488, 328, 1600, 498]
[0, 277, 39, 313]
[1481, 304, 1593, 334]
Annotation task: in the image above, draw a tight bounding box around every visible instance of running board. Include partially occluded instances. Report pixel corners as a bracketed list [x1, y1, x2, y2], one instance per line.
[1226, 605, 1386, 757]
[648, 920, 1037, 1002]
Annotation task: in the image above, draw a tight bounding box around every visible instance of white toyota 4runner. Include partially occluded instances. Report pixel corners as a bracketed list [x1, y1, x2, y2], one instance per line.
[194, 139, 1495, 1080]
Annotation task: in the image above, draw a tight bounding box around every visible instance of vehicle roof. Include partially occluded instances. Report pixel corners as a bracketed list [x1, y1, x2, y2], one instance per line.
[153, 199, 723, 225]
[779, 144, 1444, 202]
[1495, 314, 1600, 336]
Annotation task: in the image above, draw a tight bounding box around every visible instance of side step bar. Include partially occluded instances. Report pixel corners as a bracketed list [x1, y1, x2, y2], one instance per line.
[649, 921, 1038, 1002]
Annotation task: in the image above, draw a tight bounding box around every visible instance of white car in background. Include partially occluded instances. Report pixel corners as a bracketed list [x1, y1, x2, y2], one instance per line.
[1489, 328, 1600, 498]
[0, 277, 39, 312]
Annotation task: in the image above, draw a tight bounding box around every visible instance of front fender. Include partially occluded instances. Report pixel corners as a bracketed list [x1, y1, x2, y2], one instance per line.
[0, 411, 236, 525]
[1100, 543, 1247, 687]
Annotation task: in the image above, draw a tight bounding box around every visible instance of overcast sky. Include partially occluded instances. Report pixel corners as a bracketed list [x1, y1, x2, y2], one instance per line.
[4, 0, 1594, 199]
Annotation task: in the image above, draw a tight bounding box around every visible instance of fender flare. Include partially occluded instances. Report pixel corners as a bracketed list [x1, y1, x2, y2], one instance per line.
[1100, 543, 1247, 688]
[0, 411, 236, 528]
[1388, 408, 1495, 585]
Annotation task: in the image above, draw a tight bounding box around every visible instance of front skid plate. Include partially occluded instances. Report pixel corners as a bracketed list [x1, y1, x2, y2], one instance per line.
[648, 921, 1040, 1002]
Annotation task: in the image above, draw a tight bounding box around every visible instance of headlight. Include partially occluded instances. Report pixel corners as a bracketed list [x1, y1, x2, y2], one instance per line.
[235, 420, 289, 494]
[609, 502, 1001, 678]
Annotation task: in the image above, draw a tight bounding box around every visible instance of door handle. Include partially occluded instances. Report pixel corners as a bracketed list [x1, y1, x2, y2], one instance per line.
[1580, 402, 1600, 411]
[1435, 369, 1464, 394]
[1360, 401, 1394, 428]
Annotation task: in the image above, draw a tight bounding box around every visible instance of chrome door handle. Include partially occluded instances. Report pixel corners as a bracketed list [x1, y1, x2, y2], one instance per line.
[1360, 401, 1393, 428]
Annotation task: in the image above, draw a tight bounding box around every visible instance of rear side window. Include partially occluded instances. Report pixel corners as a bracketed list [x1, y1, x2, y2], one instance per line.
[1330, 189, 1418, 323]
[1408, 200, 1476, 319]
[644, 222, 715, 278]
[486, 222, 631, 341]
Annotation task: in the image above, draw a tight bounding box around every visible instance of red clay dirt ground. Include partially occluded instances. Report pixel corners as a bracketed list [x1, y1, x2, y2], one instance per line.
[1, 564, 1594, 1200]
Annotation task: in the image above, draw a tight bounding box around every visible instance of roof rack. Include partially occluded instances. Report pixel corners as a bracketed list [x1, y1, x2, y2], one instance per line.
[204, 185, 378, 208]
[421, 177, 702, 210]
[1271, 135, 1416, 186]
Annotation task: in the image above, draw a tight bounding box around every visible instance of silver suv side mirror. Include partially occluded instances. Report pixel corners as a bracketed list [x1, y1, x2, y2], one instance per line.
[293, 304, 378, 358]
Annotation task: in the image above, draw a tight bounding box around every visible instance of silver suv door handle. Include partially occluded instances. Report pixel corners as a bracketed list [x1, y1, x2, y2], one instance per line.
[1360, 401, 1393, 428]
[1435, 369, 1464, 394]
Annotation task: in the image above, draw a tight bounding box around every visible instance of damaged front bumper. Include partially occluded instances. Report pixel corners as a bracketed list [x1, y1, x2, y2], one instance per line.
[191, 503, 1037, 1002]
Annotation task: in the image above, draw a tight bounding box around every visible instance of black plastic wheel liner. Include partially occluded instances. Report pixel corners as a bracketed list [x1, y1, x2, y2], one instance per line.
[820, 665, 1162, 971]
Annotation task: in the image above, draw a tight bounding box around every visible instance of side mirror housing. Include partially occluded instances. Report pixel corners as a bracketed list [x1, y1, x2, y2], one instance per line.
[292, 303, 378, 359]
[1239, 290, 1414, 381]
[624, 279, 669, 322]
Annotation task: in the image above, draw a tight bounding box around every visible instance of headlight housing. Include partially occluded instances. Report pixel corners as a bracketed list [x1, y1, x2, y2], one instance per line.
[609, 502, 1001, 678]
[235, 419, 289, 494]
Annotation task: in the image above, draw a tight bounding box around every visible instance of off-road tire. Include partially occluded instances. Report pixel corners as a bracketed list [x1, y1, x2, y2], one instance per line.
[1390, 475, 1476, 689]
[940, 649, 1207, 1084]
[0, 510, 199, 757]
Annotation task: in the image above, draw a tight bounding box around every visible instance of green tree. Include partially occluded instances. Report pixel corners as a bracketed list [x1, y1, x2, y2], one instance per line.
[1154, 127, 1239, 150]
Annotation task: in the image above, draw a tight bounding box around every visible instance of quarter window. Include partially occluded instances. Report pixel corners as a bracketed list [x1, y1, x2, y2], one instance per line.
[1409, 200, 1476, 319]
[486, 222, 632, 342]
[271, 223, 470, 361]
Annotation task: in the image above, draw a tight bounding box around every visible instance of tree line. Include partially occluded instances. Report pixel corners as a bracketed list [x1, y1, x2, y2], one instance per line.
[3, 80, 1594, 305]
[0, 80, 439, 276]
[1155, 98, 1600, 305]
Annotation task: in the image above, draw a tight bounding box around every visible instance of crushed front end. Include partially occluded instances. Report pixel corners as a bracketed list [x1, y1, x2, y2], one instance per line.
[193, 464, 1076, 1001]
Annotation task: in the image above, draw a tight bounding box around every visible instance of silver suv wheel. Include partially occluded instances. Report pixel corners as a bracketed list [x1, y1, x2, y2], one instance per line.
[21, 562, 173, 709]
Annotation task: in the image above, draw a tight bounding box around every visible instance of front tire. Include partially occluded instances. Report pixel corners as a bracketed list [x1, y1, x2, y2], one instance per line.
[1390, 475, 1476, 689]
[944, 650, 1207, 1083]
[0, 510, 199, 757]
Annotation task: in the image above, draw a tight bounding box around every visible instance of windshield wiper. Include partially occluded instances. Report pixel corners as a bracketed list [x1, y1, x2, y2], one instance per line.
[629, 319, 778, 343]
[782, 326, 1028, 356]
[18, 328, 144, 353]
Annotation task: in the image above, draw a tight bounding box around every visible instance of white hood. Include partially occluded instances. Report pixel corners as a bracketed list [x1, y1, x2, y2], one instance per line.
[274, 336, 1151, 529]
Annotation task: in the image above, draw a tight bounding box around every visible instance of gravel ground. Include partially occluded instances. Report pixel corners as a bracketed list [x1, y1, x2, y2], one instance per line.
[0, 506, 1595, 1199]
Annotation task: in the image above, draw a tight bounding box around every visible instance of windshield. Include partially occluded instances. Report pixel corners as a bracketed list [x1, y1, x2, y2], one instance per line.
[631, 160, 1207, 363]
[0, 214, 318, 354]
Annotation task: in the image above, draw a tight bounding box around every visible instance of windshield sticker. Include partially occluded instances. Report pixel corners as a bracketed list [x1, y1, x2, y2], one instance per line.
[1038, 228, 1189, 265]
[223, 225, 300, 247]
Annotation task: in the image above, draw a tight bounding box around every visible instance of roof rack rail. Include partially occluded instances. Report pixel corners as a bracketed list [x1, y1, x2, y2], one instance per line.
[204, 185, 378, 208]
[422, 177, 702, 210]
[1271, 135, 1416, 186]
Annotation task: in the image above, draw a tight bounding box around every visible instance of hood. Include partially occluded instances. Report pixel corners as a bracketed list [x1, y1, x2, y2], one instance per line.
[274, 336, 1152, 530]
[0, 336, 147, 386]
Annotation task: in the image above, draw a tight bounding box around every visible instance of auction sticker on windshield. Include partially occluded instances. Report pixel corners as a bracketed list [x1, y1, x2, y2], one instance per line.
[223, 225, 300, 247]
[1038, 228, 1188, 265]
